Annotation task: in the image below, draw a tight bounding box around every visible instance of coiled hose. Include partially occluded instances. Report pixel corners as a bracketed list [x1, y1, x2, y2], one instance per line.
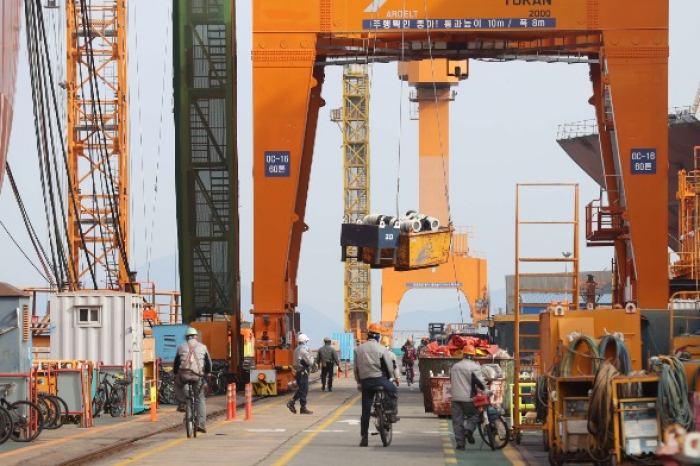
[598, 335, 632, 375]
[650, 356, 694, 431]
[561, 334, 601, 377]
[587, 362, 619, 462]
[535, 375, 548, 422]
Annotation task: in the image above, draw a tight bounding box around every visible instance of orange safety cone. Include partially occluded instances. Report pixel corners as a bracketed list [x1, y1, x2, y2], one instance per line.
[245, 383, 253, 421]
[226, 383, 239, 421]
[149, 386, 157, 422]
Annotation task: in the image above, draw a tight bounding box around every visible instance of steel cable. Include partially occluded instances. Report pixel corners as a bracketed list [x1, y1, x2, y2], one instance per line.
[5, 163, 55, 285]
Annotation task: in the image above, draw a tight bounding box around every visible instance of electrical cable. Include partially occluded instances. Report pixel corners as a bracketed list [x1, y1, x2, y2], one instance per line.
[36, 0, 94, 287]
[650, 356, 694, 431]
[24, 0, 67, 285]
[599, 335, 631, 375]
[560, 334, 601, 377]
[34, 0, 79, 286]
[146, 0, 173, 281]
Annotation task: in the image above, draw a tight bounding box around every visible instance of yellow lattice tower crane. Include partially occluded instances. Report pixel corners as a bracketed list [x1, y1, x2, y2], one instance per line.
[66, 0, 130, 290]
[332, 65, 371, 340]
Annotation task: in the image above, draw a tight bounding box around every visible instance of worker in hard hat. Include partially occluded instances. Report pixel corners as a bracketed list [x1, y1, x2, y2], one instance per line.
[174, 326, 212, 434]
[317, 337, 340, 392]
[401, 338, 417, 386]
[287, 333, 315, 415]
[381, 336, 401, 381]
[418, 337, 429, 356]
[354, 323, 399, 447]
[449, 345, 487, 449]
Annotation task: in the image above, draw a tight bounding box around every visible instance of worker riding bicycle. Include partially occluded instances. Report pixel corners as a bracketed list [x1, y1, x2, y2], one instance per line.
[174, 327, 212, 434]
[401, 338, 417, 385]
[354, 323, 400, 447]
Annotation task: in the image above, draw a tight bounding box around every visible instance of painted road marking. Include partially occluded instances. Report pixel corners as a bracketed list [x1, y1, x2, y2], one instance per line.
[246, 428, 287, 432]
[114, 396, 290, 465]
[303, 429, 348, 433]
[271, 394, 361, 466]
[337, 419, 360, 425]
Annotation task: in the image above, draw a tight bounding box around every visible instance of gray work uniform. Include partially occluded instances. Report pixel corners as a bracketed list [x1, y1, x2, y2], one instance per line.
[317, 343, 340, 390]
[450, 358, 487, 445]
[292, 344, 314, 406]
[174, 339, 212, 429]
[354, 339, 398, 437]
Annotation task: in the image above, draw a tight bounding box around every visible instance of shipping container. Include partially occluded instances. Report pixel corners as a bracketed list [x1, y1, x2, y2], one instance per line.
[50, 291, 144, 413]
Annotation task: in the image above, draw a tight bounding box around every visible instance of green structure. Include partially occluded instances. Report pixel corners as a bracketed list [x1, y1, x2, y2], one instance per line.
[173, 0, 240, 358]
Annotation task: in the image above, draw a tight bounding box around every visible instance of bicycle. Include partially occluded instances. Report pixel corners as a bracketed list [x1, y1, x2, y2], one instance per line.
[183, 372, 204, 438]
[0, 404, 13, 445]
[0, 383, 44, 442]
[403, 363, 415, 386]
[93, 372, 132, 418]
[158, 368, 179, 405]
[474, 390, 509, 451]
[369, 386, 397, 447]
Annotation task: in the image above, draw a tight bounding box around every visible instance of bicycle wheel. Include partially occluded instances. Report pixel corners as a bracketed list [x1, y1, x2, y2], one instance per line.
[478, 416, 509, 450]
[37, 396, 59, 429]
[0, 406, 13, 445]
[92, 388, 106, 417]
[10, 400, 44, 442]
[110, 388, 124, 418]
[373, 394, 392, 447]
[47, 395, 68, 429]
[185, 397, 195, 438]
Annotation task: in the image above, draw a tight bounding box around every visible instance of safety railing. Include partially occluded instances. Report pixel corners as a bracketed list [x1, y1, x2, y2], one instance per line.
[557, 118, 599, 140]
[585, 198, 626, 246]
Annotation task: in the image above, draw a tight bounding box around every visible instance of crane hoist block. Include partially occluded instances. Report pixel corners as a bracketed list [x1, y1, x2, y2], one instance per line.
[340, 223, 451, 270]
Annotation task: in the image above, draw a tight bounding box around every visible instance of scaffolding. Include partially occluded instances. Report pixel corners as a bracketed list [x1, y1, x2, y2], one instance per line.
[333, 65, 371, 339]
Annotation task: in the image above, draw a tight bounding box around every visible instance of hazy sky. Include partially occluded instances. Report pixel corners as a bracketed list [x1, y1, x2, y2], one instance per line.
[1, 1, 699, 334]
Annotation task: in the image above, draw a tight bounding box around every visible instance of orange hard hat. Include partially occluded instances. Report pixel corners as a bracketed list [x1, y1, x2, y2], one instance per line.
[464, 345, 476, 356]
[368, 323, 382, 334]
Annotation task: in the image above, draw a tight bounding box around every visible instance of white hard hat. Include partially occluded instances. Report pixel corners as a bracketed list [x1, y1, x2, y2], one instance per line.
[297, 333, 310, 344]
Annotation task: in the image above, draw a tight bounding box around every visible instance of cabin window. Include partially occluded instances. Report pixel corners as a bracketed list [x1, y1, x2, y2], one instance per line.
[77, 307, 101, 327]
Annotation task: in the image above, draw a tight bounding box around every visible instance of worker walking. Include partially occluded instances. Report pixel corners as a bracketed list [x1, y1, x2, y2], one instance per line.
[174, 327, 212, 434]
[450, 345, 487, 449]
[355, 323, 399, 447]
[317, 337, 340, 392]
[381, 336, 401, 381]
[287, 333, 315, 415]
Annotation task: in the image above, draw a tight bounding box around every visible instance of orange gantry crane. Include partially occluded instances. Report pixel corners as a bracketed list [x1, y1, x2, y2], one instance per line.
[380, 59, 488, 341]
[251, 0, 669, 393]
